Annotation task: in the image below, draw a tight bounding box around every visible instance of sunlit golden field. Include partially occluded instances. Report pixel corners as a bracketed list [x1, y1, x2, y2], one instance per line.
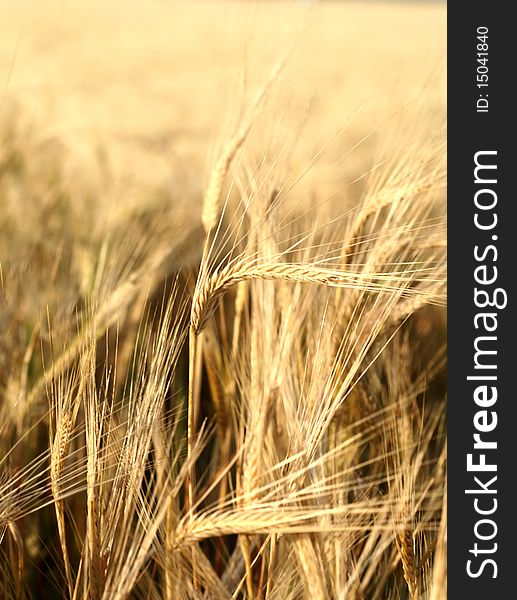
[0, 1, 446, 598]
[1, 1, 444, 202]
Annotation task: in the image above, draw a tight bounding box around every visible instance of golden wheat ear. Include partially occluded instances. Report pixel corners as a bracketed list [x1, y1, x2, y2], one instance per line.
[201, 59, 285, 235]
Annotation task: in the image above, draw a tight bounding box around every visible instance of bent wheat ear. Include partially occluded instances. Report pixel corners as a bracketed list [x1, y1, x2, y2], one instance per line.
[191, 258, 436, 334]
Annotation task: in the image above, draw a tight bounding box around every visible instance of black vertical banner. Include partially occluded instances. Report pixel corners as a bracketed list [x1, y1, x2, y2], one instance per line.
[448, 2, 514, 597]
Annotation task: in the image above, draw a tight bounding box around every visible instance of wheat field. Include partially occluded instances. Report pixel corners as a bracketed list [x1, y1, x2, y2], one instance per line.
[0, 1, 446, 598]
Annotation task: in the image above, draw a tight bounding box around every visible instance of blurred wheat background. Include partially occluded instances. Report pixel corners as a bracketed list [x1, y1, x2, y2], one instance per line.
[0, 1, 446, 598]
